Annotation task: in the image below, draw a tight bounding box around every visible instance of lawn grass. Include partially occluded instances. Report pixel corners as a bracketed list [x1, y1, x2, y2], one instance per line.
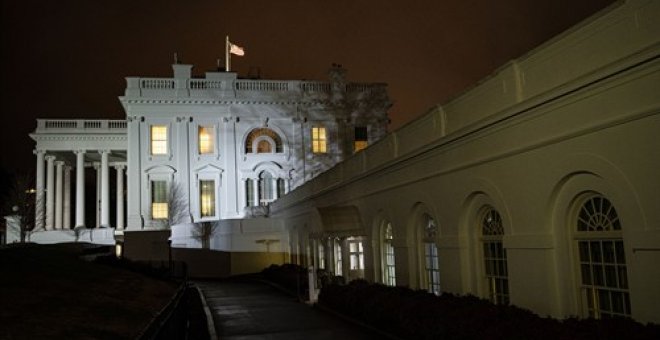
[0, 243, 179, 339]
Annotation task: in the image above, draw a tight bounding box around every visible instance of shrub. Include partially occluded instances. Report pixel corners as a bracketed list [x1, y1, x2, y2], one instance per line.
[261, 263, 309, 297]
[318, 281, 660, 340]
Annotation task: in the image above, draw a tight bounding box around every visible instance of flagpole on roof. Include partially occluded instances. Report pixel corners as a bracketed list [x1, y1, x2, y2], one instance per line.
[225, 35, 230, 72]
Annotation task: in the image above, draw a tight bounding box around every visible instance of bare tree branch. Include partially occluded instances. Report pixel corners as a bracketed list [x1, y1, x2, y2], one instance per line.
[191, 220, 219, 249]
[155, 180, 189, 229]
[3, 174, 43, 242]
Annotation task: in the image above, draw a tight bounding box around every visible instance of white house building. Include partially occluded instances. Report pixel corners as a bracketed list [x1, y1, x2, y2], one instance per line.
[17, 0, 660, 324]
[25, 65, 389, 244]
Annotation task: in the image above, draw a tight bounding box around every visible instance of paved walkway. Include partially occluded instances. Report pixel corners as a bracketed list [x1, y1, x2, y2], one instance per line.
[196, 279, 380, 340]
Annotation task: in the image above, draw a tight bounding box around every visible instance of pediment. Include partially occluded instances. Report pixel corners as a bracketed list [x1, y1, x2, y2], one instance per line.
[144, 164, 177, 174]
[194, 163, 224, 173]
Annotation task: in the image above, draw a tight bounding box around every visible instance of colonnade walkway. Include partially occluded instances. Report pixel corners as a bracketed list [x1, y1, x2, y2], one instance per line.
[196, 279, 380, 339]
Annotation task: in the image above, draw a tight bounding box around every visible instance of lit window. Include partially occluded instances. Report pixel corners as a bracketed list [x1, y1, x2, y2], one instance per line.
[481, 207, 509, 304]
[257, 139, 272, 153]
[312, 127, 327, 153]
[334, 241, 343, 276]
[382, 222, 396, 286]
[151, 125, 168, 155]
[318, 242, 325, 270]
[575, 195, 630, 318]
[245, 128, 283, 153]
[151, 181, 168, 219]
[349, 239, 364, 270]
[354, 126, 368, 153]
[198, 126, 215, 155]
[199, 180, 216, 218]
[422, 214, 440, 295]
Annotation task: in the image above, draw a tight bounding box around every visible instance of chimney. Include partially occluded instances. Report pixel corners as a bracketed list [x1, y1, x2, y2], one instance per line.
[172, 64, 193, 79]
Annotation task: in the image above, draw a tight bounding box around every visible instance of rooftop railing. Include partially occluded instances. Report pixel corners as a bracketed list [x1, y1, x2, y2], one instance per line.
[36, 119, 127, 133]
[125, 77, 386, 99]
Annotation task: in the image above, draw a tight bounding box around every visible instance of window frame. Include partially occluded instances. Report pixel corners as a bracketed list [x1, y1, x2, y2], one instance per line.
[334, 239, 343, 276]
[421, 214, 440, 295]
[150, 125, 169, 156]
[199, 179, 216, 219]
[572, 194, 630, 319]
[479, 206, 509, 305]
[245, 128, 284, 154]
[381, 221, 396, 286]
[312, 126, 327, 154]
[348, 239, 364, 270]
[150, 180, 169, 220]
[198, 124, 216, 156]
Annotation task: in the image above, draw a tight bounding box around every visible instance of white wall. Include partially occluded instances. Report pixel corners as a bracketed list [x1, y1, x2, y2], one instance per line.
[270, 0, 660, 323]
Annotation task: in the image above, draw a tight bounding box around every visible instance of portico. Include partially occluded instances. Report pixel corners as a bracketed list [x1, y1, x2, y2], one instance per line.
[30, 119, 128, 239]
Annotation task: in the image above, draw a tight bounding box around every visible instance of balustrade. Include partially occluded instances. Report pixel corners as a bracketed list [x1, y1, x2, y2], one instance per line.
[37, 119, 127, 133]
[126, 76, 383, 99]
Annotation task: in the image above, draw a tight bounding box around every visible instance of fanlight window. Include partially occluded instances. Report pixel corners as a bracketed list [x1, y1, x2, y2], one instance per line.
[245, 128, 283, 153]
[481, 207, 509, 304]
[577, 195, 621, 232]
[575, 195, 630, 319]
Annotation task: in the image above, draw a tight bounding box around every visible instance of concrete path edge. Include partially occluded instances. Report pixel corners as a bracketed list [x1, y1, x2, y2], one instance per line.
[194, 284, 218, 340]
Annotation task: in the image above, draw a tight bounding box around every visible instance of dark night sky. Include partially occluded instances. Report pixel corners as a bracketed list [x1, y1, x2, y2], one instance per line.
[1, 0, 615, 175]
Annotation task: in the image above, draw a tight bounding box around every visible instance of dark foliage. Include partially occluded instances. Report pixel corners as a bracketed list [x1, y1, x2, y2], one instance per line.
[318, 280, 660, 340]
[261, 263, 309, 298]
[94, 255, 186, 281]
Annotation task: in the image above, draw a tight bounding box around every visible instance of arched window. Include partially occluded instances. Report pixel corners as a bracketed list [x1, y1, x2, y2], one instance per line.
[258, 171, 275, 205]
[481, 207, 509, 304]
[574, 195, 630, 318]
[421, 214, 440, 295]
[245, 128, 283, 153]
[257, 139, 272, 153]
[382, 222, 396, 286]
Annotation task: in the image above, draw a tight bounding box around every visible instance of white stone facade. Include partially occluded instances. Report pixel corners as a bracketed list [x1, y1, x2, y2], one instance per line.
[269, 0, 660, 323]
[22, 0, 659, 325]
[27, 65, 389, 237]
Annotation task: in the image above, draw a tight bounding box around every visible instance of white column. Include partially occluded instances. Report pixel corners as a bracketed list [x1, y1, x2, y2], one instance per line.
[34, 150, 45, 230]
[94, 163, 100, 228]
[45, 155, 56, 230]
[55, 161, 64, 229]
[252, 178, 260, 206]
[242, 178, 249, 207]
[126, 116, 142, 230]
[100, 150, 110, 228]
[272, 178, 279, 200]
[63, 165, 71, 229]
[115, 165, 125, 230]
[74, 150, 85, 228]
